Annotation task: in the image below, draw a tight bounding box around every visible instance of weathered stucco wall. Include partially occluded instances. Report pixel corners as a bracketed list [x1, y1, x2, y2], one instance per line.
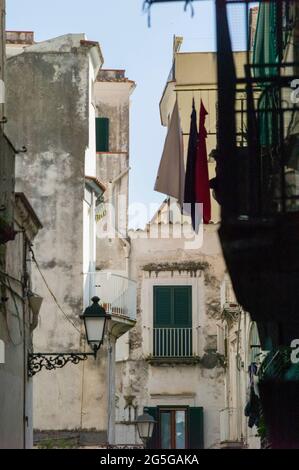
[6, 36, 108, 441]
[220, 277, 261, 449]
[0, 234, 27, 449]
[115, 216, 226, 448]
[0, 195, 41, 449]
[94, 76, 135, 273]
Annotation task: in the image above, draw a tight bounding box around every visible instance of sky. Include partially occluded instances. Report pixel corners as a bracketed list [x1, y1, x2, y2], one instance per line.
[6, 0, 247, 228]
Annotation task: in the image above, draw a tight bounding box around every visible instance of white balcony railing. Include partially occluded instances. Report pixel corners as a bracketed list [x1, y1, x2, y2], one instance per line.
[84, 272, 137, 322]
[153, 327, 193, 358]
[220, 408, 242, 443]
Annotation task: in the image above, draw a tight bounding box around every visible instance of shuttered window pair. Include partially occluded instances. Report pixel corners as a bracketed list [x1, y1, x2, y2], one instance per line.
[144, 406, 204, 449]
[154, 286, 192, 328]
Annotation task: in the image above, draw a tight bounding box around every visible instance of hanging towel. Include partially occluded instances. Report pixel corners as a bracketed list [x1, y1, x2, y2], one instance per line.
[154, 100, 185, 208]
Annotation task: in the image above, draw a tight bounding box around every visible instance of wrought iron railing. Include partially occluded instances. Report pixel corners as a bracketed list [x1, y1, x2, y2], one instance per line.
[153, 327, 192, 358]
[84, 272, 137, 322]
[259, 347, 292, 381]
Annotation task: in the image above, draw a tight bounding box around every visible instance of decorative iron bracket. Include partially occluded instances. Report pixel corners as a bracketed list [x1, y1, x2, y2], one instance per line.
[28, 352, 96, 377]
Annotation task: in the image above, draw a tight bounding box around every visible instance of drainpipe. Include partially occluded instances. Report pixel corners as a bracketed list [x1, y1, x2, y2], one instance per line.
[22, 233, 27, 449]
[107, 167, 131, 278]
[118, 235, 131, 279]
[110, 167, 131, 187]
[22, 232, 30, 449]
[107, 333, 116, 445]
[107, 166, 130, 224]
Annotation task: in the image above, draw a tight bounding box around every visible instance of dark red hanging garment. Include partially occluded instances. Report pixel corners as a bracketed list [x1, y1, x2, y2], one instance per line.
[195, 100, 211, 224]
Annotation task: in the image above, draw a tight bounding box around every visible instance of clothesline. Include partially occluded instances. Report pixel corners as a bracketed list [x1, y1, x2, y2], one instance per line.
[175, 87, 261, 93]
[182, 132, 216, 136]
[182, 131, 246, 136]
[175, 88, 217, 93]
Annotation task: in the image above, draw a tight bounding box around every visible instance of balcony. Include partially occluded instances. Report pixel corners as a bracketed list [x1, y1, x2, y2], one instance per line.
[219, 408, 245, 449]
[153, 327, 193, 359]
[84, 271, 137, 338]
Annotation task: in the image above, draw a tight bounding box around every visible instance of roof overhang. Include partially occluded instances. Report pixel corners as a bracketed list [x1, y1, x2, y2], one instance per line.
[80, 39, 104, 76]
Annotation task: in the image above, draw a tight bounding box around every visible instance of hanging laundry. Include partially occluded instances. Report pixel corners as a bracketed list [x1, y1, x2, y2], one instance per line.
[195, 100, 211, 224]
[244, 363, 261, 429]
[245, 385, 260, 428]
[184, 99, 199, 231]
[154, 100, 185, 208]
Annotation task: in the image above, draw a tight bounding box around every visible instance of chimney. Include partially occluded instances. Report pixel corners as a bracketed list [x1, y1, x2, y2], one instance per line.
[6, 31, 35, 45]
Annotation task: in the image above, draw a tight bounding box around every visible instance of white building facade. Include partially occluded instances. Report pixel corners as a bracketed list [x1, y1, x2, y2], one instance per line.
[114, 200, 226, 449]
[0, 5, 43, 449]
[6, 33, 136, 447]
[218, 276, 262, 449]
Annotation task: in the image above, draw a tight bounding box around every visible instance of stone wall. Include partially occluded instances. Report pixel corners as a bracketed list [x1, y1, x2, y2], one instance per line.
[114, 218, 226, 448]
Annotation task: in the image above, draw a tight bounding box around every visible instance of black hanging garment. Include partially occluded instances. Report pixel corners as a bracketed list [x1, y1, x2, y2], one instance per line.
[184, 99, 198, 230]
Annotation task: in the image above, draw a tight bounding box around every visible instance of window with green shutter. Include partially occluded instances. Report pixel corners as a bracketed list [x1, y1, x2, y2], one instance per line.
[96, 117, 109, 152]
[153, 286, 192, 357]
[154, 286, 192, 328]
[144, 407, 159, 449]
[144, 406, 204, 449]
[189, 407, 204, 449]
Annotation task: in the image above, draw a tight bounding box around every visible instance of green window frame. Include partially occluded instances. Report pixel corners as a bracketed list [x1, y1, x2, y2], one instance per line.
[153, 286, 192, 357]
[153, 286, 192, 329]
[144, 406, 204, 450]
[96, 117, 109, 152]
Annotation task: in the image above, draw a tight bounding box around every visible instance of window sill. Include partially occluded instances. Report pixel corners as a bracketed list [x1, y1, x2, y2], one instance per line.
[146, 356, 201, 366]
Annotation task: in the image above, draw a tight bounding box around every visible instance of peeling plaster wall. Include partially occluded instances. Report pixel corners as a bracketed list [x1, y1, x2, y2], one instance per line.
[6, 37, 108, 439]
[0, 201, 40, 449]
[94, 79, 134, 274]
[0, 233, 27, 449]
[115, 219, 226, 448]
[92, 74, 135, 445]
[221, 279, 261, 449]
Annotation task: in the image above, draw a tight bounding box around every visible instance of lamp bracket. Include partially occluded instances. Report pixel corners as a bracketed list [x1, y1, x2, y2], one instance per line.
[28, 352, 96, 377]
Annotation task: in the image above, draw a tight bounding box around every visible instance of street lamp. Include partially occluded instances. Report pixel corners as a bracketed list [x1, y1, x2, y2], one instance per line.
[136, 413, 156, 448]
[80, 296, 111, 356]
[28, 297, 110, 377]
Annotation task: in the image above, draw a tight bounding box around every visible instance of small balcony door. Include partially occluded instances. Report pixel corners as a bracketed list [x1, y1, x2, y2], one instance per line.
[153, 286, 192, 357]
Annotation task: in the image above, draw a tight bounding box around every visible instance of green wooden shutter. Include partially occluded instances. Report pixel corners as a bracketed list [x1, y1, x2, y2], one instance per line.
[154, 286, 192, 328]
[96, 117, 109, 152]
[154, 287, 172, 327]
[173, 286, 192, 327]
[144, 407, 159, 449]
[154, 286, 193, 357]
[189, 407, 204, 449]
